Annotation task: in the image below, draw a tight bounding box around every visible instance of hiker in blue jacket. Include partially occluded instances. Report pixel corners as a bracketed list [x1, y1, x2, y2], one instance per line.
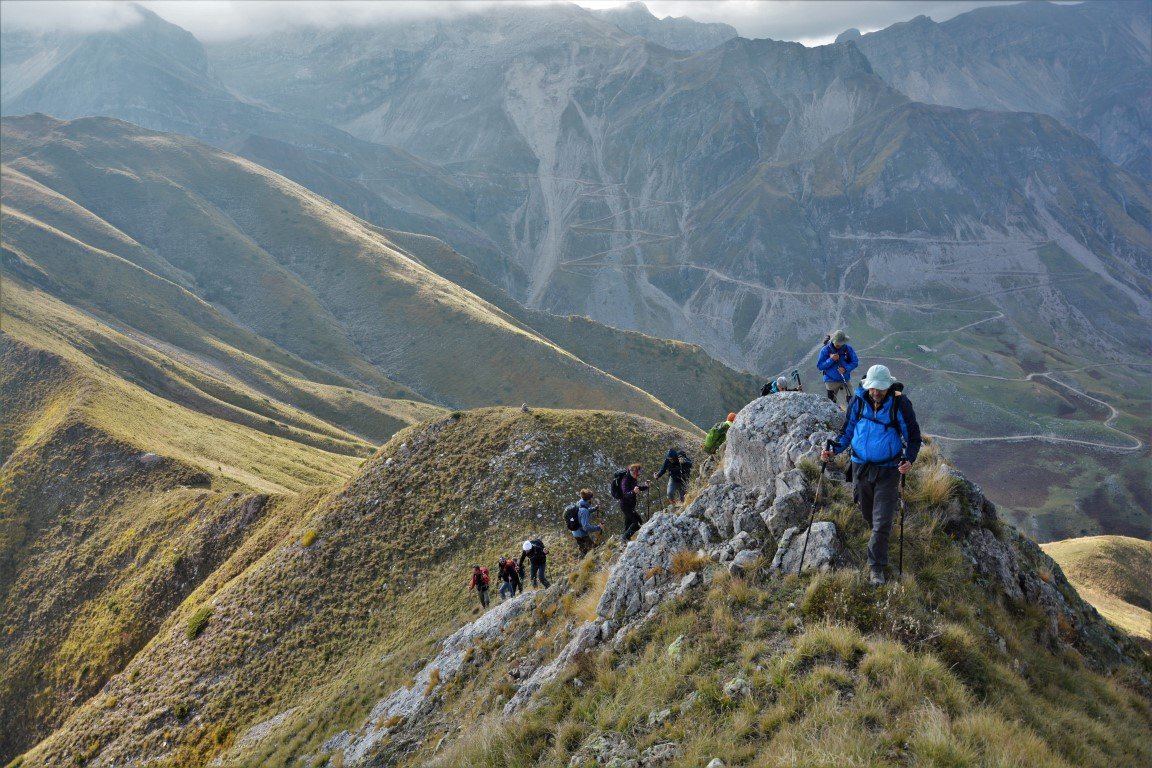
[822, 364, 922, 585]
[572, 488, 603, 555]
[817, 329, 859, 406]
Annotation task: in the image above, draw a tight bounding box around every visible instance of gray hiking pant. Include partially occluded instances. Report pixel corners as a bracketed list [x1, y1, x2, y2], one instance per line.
[855, 464, 901, 572]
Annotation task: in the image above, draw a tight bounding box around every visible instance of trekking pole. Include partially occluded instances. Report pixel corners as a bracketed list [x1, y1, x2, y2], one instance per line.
[797, 441, 835, 576]
[898, 470, 907, 580]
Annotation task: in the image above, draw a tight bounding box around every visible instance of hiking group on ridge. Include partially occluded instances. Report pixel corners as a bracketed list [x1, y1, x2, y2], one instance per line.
[468, 326, 922, 608]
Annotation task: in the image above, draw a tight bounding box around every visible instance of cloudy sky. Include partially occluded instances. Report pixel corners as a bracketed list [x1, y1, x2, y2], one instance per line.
[0, 0, 1042, 46]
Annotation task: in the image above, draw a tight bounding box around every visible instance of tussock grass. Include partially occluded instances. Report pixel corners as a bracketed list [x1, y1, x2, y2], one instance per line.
[671, 549, 711, 576]
[905, 463, 959, 507]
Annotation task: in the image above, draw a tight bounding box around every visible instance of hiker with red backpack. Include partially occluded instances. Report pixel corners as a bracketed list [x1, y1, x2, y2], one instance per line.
[567, 488, 603, 555]
[519, 538, 551, 588]
[469, 564, 491, 608]
[611, 463, 647, 541]
[497, 556, 522, 600]
[821, 364, 922, 586]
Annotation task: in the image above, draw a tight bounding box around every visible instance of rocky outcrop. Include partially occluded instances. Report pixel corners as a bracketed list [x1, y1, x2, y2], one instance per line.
[725, 393, 841, 490]
[325, 592, 539, 764]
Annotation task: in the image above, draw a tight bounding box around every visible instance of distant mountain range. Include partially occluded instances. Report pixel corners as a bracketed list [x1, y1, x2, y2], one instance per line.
[2, 1, 1149, 535]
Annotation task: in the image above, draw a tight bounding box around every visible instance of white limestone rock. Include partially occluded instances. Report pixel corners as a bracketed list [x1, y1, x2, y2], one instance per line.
[771, 522, 846, 574]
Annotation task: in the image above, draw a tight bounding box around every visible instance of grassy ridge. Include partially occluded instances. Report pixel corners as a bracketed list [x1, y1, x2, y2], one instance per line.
[1, 115, 697, 431]
[1043, 536, 1152, 644]
[384, 229, 763, 428]
[18, 408, 697, 767]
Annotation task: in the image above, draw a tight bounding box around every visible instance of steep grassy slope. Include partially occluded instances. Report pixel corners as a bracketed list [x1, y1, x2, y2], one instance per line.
[18, 408, 697, 767]
[1043, 536, 1152, 645]
[384, 229, 763, 427]
[0, 270, 432, 758]
[0, 114, 696, 432]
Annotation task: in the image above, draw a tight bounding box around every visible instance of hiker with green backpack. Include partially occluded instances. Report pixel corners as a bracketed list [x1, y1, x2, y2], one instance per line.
[566, 488, 603, 555]
[702, 412, 736, 455]
[821, 364, 922, 586]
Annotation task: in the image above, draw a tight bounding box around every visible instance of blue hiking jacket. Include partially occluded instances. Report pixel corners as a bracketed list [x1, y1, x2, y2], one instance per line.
[832, 386, 922, 466]
[817, 343, 859, 383]
[573, 498, 603, 538]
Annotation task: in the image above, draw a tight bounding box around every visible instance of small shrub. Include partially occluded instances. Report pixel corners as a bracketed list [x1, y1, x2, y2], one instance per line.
[671, 550, 710, 576]
[185, 606, 212, 640]
[801, 572, 933, 643]
[301, 529, 318, 547]
[172, 701, 191, 720]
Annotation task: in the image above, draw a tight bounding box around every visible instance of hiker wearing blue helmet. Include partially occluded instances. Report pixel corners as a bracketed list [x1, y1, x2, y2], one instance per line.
[822, 364, 922, 586]
[817, 329, 859, 407]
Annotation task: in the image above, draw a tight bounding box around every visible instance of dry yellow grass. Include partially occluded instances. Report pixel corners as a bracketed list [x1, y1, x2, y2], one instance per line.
[1043, 536, 1151, 641]
[572, 571, 609, 623]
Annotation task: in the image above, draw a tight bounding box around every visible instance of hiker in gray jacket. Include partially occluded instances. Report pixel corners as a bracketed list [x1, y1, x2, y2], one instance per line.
[572, 488, 603, 555]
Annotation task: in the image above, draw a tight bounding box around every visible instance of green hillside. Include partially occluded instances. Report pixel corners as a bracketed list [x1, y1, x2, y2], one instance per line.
[1043, 536, 1152, 645]
[0, 114, 697, 432]
[16, 408, 697, 766]
[383, 229, 763, 428]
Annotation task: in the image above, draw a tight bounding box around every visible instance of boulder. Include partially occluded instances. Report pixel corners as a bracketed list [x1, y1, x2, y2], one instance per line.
[639, 742, 680, 766]
[728, 549, 762, 577]
[762, 468, 813, 538]
[725, 393, 841, 490]
[568, 732, 638, 767]
[771, 522, 846, 574]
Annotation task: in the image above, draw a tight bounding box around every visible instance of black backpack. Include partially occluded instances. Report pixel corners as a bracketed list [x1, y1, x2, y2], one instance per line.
[678, 452, 693, 476]
[609, 469, 628, 500]
[564, 503, 581, 531]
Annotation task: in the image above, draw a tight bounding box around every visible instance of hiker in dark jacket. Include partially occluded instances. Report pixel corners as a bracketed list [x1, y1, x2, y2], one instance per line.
[653, 449, 691, 503]
[822, 365, 922, 586]
[572, 488, 603, 555]
[519, 539, 551, 588]
[619, 463, 646, 541]
[497, 556, 522, 599]
[469, 565, 491, 608]
[817, 329, 859, 406]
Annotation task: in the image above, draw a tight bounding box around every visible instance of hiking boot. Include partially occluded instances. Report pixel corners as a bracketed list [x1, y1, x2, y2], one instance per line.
[869, 569, 887, 586]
